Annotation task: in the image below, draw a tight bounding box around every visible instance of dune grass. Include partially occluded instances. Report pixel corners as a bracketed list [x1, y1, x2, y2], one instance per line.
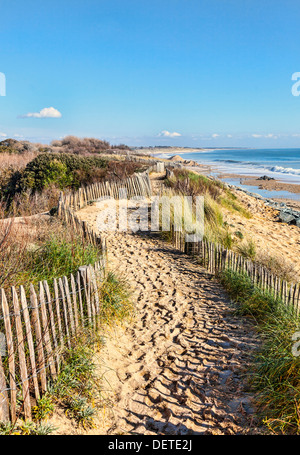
[0, 218, 102, 291]
[20, 230, 100, 286]
[164, 169, 251, 249]
[220, 268, 300, 434]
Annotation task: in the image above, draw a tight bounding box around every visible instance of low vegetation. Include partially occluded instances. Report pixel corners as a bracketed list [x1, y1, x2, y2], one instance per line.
[164, 168, 251, 248]
[0, 136, 130, 156]
[164, 169, 298, 283]
[46, 273, 131, 431]
[220, 269, 300, 434]
[0, 217, 101, 291]
[0, 137, 143, 217]
[0, 212, 132, 434]
[0, 420, 57, 436]
[0, 270, 132, 435]
[46, 330, 102, 431]
[163, 168, 300, 434]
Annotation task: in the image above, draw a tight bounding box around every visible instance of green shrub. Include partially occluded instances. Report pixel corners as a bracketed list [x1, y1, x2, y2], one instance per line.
[235, 230, 244, 239]
[20, 153, 107, 192]
[32, 393, 54, 422]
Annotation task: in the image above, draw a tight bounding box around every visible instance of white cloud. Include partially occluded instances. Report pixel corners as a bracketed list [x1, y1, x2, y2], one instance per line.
[158, 130, 181, 138]
[211, 133, 220, 138]
[0, 132, 7, 137]
[227, 134, 233, 138]
[264, 133, 278, 139]
[251, 133, 278, 139]
[20, 107, 62, 119]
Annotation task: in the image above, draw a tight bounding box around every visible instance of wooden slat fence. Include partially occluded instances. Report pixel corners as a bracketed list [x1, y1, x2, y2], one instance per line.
[0, 259, 106, 423]
[0, 170, 155, 423]
[171, 226, 300, 314]
[58, 171, 152, 214]
[57, 172, 153, 260]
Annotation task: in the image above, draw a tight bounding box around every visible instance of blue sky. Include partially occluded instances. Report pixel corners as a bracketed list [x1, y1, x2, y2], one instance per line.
[1, 0, 300, 147]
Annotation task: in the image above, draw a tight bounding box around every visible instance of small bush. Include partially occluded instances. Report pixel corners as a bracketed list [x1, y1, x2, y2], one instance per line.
[235, 230, 244, 239]
[32, 393, 54, 422]
[19, 153, 108, 192]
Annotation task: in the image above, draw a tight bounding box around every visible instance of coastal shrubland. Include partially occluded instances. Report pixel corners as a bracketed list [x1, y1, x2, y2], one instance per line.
[0, 146, 142, 217]
[0, 136, 130, 156]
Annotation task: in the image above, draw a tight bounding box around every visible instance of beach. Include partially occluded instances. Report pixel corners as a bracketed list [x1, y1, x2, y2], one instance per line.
[217, 173, 300, 194]
[143, 147, 300, 210]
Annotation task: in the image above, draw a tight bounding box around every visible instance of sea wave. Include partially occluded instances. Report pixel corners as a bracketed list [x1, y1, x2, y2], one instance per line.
[214, 159, 261, 166]
[265, 165, 300, 176]
[215, 159, 300, 176]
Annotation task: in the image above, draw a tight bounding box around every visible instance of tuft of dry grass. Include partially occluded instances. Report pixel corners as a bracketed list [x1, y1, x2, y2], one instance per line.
[256, 249, 299, 283]
[0, 151, 38, 170]
[6, 185, 61, 217]
[0, 216, 29, 288]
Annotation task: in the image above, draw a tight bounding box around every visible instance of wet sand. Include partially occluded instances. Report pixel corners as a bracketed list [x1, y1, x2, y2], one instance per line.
[219, 173, 300, 195]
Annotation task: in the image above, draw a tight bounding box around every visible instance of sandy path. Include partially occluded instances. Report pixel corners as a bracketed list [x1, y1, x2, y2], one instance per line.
[72, 202, 261, 435]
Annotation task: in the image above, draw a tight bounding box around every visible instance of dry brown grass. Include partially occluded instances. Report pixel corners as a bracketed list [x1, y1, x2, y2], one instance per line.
[0, 215, 29, 287]
[0, 151, 38, 170]
[256, 249, 299, 283]
[7, 185, 61, 217]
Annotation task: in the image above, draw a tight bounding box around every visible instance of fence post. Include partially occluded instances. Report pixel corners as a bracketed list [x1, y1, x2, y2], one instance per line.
[1, 289, 17, 422]
[20, 285, 40, 402]
[12, 287, 31, 420]
[0, 355, 9, 422]
[39, 282, 57, 380]
[30, 284, 47, 394]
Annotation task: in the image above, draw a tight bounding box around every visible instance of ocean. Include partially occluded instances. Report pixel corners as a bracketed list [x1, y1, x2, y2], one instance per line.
[157, 148, 300, 200]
